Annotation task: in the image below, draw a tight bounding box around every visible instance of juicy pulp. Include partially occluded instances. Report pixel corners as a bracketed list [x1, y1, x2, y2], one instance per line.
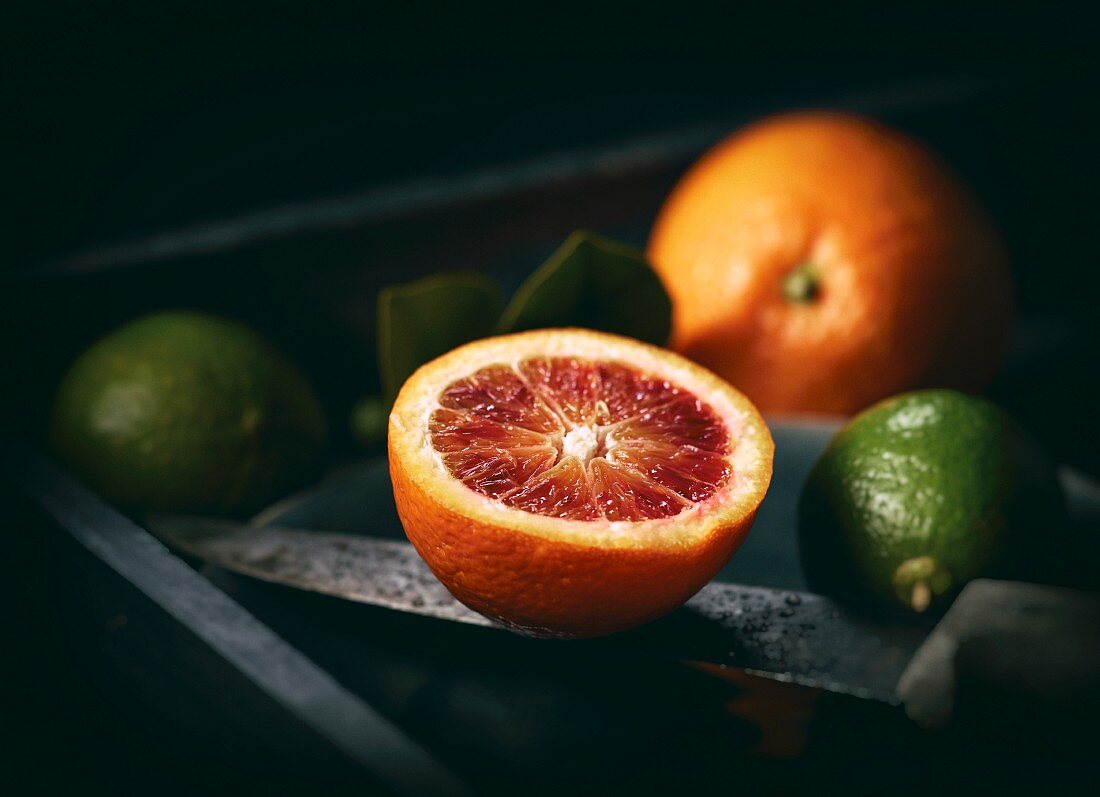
[429, 357, 732, 521]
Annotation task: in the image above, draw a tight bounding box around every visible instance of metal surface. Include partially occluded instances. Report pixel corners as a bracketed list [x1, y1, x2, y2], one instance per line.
[4, 446, 469, 797]
[897, 579, 1100, 729]
[249, 421, 846, 590]
[153, 518, 493, 628]
[12, 75, 990, 281]
[147, 422, 1100, 706]
[150, 516, 931, 703]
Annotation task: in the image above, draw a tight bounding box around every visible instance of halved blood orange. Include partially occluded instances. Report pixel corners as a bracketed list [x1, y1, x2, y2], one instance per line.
[388, 329, 774, 638]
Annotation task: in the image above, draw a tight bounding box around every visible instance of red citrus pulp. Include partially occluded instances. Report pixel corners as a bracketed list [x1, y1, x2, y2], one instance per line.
[389, 330, 773, 637]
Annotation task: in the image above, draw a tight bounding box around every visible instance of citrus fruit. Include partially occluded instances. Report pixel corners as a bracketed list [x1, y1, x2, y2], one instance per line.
[388, 328, 774, 638]
[51, 311, 327, 513]
[798, 390, 1065, 613]
[647, 111, 1014, 415]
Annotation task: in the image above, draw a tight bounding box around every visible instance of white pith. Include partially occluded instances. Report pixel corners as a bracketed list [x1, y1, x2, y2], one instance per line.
[561, 425, 600, 465]
[390, 329, 774, 549]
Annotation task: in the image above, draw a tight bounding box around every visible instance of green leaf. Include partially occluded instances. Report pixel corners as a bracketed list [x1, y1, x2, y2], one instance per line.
[497, 230, 671, 346]
[378, 273, 503, 401]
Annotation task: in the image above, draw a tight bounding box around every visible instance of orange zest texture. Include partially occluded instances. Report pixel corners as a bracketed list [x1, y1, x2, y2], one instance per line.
[648, 111, 1014, 415]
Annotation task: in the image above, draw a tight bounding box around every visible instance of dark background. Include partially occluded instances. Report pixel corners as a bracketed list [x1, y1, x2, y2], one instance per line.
[3, 5, 1096, 280]
[4, 3, 1098, 461]
[3, 4, 1098, 793]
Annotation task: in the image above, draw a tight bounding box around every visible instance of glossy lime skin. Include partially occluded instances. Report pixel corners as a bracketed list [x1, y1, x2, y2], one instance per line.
[51, 311, 327, 513]
[798, 390, 1064, 612]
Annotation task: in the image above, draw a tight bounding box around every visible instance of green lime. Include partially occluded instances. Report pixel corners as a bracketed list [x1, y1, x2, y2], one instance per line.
[798, 389, 1065, 613]
[51, 311, 327, 514]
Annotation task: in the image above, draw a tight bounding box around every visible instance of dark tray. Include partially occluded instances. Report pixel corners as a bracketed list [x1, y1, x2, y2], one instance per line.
[5, 71, 1098, 794]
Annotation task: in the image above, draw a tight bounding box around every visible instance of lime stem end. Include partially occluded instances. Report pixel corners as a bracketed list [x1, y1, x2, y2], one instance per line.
[910, 580, 932, 613]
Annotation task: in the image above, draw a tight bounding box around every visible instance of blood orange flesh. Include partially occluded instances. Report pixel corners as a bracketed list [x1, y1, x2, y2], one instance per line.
[429, 357, 731, 521]
[388, 329, 774, 638]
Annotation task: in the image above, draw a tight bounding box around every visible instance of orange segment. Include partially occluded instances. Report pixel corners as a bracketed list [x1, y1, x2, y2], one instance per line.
[506, 456, 601, 520]
[428, 408, 557, 498]
[428, 356, 731, 522]
[589, 458, 691, 521]
[517, 357, 607, 426]
[437, 364, 563, 433]
[389, 329, 774, 638]
[609, 440, 732, 503]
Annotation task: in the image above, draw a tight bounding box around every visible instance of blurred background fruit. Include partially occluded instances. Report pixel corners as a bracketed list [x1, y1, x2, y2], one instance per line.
[50, 311, 327, 514]
[350, 395, 389, 448]
[648, 111, 1014, 415]
[798, 389, 1066, 612]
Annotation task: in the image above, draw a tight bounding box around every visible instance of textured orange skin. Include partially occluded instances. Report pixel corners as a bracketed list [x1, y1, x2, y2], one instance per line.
[648, 111, 1014, 415]
[390, 448, 759, 639]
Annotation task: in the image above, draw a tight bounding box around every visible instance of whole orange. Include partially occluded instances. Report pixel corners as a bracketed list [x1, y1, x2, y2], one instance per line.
[647, 111, 1014, 415]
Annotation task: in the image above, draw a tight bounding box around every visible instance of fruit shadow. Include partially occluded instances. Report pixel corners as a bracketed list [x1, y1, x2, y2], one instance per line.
[203, 563, 765, 795]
